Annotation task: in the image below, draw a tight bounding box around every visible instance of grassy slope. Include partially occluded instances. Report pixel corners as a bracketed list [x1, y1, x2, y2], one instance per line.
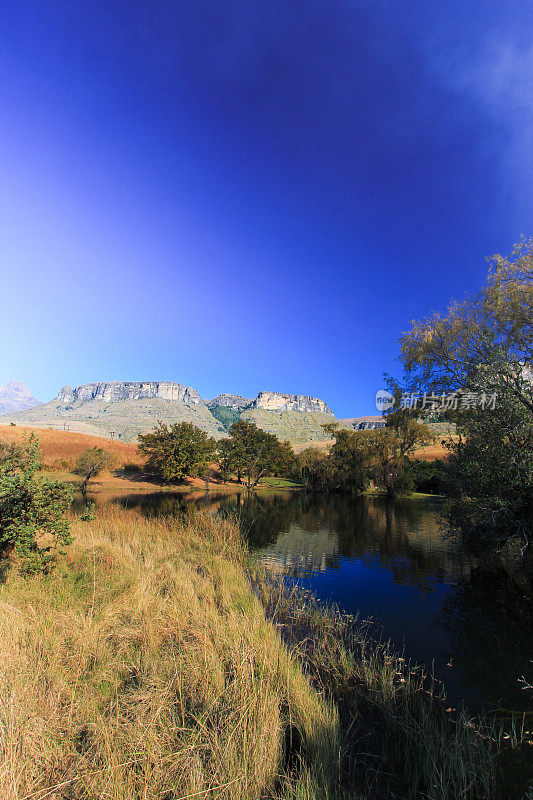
[0, 506, 511, 800]
[0, 398, 225, 442]
[0, 424, 143, 469]
[241, 409, 335, 444]
[209, 404, 242, 431]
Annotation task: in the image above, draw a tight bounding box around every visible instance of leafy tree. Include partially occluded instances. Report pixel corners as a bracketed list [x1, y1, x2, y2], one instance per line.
[299, 418, 431, 497]
[362, 428, 423, 498]
[74, 447, 113, 497]
[221, 420, 292, 490]
[399, 239, 533, 549]
[0, 434, 72, 574]
[217, 438, 234, 482]
[400, 238, 532, 415]
[328, 429, 368, 493]
[297, 431, 367, 494]
[138, 422, 217, 483]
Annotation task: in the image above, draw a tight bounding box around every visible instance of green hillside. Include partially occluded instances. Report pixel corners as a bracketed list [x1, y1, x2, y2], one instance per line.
[0, 398, 226, 442]
[208, 404, 242, 431]
[240, 409, 336, 443]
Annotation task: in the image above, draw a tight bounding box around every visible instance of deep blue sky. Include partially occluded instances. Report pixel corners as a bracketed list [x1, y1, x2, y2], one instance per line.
[1, 1, 532, 416]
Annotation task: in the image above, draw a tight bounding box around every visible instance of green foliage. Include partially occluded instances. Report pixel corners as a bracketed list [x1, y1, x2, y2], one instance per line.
[220, 420, 295, 490]
[297, 431, 367, 494]
[80, 501, 97, 521]
[410, 459, 447, 494]
[74, 447, 113, 496]
[138, 421, 217, 483]
[399, 239, 533, 549]
[0, 434, 73, 574]
[400, 237, 533, 413]
[209, 404, 242, 431]
[445, 393, 532, 547]
[74, 447, 112, 476]
[299, 418, 432, 497]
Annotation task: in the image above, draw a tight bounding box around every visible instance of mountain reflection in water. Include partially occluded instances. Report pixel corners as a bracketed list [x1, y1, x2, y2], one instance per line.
[112, 490, 532, 714]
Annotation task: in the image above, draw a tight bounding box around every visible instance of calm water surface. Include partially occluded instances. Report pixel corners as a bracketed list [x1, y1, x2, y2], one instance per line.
[110, 490, 532, 715]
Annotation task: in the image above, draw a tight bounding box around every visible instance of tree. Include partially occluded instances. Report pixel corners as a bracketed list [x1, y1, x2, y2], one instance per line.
[138, 422, 217, 483]
[399, 239, 533, 549]
[221, 420, 292, 490]
[0, 434, 72, 574]
[297, 430, 367, 494]
[362, 425, 432, 498]
[328, 429, 368, 494]
[400, 238, 533, 415]
[74, 447, 112, 497]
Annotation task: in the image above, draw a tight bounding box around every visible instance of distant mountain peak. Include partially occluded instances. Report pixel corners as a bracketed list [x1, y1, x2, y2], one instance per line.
[0, 381, 41, 415]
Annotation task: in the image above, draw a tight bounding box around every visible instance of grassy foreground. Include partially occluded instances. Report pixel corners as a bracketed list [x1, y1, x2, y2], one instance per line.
[0, 507, 516, 799]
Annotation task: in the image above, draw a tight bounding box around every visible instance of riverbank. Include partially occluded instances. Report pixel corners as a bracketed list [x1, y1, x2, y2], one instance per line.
[1, 505, 524, 800]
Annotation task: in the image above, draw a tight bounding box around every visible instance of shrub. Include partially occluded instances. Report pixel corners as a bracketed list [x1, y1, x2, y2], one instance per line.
[0, 434, 72, 574]
[121, 461, 141, 476]
[74, 447, 113, 496]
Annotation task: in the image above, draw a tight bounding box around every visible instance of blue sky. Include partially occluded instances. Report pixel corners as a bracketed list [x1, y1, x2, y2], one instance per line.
[1, 1, 532, 417]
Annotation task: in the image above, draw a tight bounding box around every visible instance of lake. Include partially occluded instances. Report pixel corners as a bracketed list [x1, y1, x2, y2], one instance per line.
[108, 489, 532, 716]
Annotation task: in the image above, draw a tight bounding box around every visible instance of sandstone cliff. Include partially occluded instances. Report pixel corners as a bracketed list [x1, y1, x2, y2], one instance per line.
[250, 390, 334, 415]
[0, 380, 337, 444]
[59, 381, 203, 406]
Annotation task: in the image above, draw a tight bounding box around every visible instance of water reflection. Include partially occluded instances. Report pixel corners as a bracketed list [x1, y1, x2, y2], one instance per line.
[110, 489, 532, 713]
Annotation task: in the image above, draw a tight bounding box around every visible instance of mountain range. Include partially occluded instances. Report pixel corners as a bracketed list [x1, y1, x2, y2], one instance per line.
[0, 380, 337, 444]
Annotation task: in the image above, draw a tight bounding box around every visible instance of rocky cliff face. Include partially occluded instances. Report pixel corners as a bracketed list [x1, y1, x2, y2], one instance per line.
[58, 381, 203, 407]
[0, 381, 41, 415]
[207, 394, 251, 410]
[250, 391, 334, 415]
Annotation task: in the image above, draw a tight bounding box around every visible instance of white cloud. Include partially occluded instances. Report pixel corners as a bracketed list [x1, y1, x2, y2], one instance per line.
[444, 35, 533, 211]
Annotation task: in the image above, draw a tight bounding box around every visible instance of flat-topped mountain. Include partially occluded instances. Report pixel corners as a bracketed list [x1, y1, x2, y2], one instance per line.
[250, 391, 334, 415]
[0, 380, 222, 442]
[59, 381, 203, 406]
[0, 381, 41, 415]
[0, 380, 337, 444]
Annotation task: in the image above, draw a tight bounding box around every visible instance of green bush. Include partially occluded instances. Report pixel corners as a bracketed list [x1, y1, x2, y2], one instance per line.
[0, 434, 73, 574]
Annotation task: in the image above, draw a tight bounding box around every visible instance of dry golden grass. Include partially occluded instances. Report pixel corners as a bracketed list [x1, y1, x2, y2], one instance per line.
[0, 425, 144, 471]
[0, 506, 513, 800]
[408, 438, 457, 461]
[0, 507, 337, 800]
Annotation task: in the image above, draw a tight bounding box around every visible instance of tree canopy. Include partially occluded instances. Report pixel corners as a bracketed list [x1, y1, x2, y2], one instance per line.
[400, 238, 533, 415]
[221, 420, 293, 490]
[138, 422, 217, 483]
[74, 447, 113, 496]
[399, 239, 533, 551]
